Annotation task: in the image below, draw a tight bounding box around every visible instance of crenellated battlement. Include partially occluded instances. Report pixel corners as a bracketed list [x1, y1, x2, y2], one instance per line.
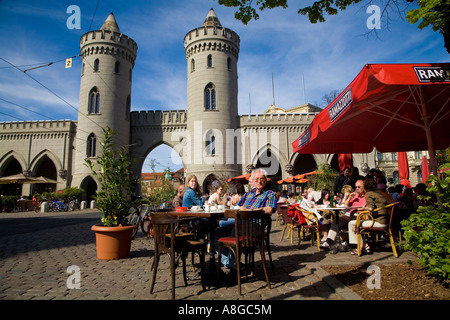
[130, 110, 187, 126]
[240, 112, 319, 125]
[184, 26, 240, 60]
[80, 29, 138, 65]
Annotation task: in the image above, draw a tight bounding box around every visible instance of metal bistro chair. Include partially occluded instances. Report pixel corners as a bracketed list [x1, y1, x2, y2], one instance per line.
[149, 213, 206, 300]
[355, 202, 400, 257]
[217, 209, 271, 295]
[298, 208, 330, 252]
[279, 205, 302, 246]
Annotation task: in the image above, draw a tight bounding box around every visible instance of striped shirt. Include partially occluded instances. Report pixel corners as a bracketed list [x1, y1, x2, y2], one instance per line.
[237, 188, 277, 211]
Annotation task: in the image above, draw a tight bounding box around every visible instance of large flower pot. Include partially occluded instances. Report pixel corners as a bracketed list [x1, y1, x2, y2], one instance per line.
[91, 224, 134, 260]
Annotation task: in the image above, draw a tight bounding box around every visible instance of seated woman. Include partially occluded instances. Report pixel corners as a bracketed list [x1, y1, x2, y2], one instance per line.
[348, 177, 393, 255]
[182, 175, 205, 208]
[316, 189, 331, 206]
[208, 184, 224, 206]
[228, 184, 245, 207]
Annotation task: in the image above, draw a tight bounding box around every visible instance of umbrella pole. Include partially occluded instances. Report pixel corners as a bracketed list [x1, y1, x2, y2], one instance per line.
[419, 87, 439, 176]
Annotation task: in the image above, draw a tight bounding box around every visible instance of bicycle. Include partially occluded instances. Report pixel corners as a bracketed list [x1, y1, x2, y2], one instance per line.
[127, 204, 151, 239]
[49, 199, 68, 212]
[67, 197, 81, 211]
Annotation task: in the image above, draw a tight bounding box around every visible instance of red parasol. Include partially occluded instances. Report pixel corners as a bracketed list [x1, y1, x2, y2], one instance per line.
[398, 152, 411, 188]
[292, 63, 450, 176]
[421, 156, 430, 183]
[338, 153, 353, 172]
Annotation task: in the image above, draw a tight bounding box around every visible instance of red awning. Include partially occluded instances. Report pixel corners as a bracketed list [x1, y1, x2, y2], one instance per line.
[292, 63, 450, 175]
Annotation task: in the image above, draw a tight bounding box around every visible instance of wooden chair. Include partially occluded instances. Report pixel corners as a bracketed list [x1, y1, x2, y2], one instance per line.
[279, 205, 302, 245]
[217, 209, 271, 295]
[355, 202, 399, 257]
[275, 203, 284, 226]
[298, 208, 330, 251]
[263, 213, 274, 269]
[149, 213, 206, 300]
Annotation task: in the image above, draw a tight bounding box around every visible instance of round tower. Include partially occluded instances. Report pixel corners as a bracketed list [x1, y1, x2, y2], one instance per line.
[184, 9, 240, 187]
[73, 12, 138, 194]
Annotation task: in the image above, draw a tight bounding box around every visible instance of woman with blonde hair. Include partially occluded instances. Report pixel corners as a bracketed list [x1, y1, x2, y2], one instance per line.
[182, 175, 205, 208]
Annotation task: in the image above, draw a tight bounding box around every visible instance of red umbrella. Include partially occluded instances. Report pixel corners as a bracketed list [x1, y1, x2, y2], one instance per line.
[227, 173, 250, 184]
[421, 156, 430, 183]
[338, 153, 353, 172]
[292, 63, 450, 176]
[398, 152, 411, 188]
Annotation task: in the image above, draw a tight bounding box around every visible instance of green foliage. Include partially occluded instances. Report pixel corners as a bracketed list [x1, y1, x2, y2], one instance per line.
[406, 0, 447, 31]
[58, 187, 84, 200]
[401, 163, 450, 279]
[146, 177, 176, 209]
[1, 195, 17, 211]
[218, 0, 287, 24]
[84, 127, 137, 226]
[307, 162, 337, 192]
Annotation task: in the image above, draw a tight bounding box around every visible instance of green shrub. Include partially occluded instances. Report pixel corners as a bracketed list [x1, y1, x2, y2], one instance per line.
[58, 187, 84, 200]
[401, 164, 450, 280]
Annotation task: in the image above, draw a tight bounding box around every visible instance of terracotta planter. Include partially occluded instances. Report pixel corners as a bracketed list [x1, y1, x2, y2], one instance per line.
[91, 224, 134, 260]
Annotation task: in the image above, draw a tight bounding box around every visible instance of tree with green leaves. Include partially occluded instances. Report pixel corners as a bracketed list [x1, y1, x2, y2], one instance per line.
[217, 0, 450, 53]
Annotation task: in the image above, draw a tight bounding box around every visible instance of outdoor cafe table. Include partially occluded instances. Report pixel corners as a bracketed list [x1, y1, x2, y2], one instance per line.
[167, 210, 225, 266]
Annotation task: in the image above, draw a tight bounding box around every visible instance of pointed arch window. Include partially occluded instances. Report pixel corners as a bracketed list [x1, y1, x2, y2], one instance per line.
[191, 59, 195, 72]
[205, 83, 216, 110]
[94, 59, 99, 72]
[87, 133, 97, 157]
[88, 87, 100, 114]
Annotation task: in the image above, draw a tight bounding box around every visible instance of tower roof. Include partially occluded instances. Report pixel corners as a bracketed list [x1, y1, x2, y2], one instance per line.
[101, 12, 120, 33]
[203, 8, 221, 27]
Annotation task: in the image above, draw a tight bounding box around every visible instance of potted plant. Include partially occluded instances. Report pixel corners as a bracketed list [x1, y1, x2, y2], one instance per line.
[85, 127, 137, 260]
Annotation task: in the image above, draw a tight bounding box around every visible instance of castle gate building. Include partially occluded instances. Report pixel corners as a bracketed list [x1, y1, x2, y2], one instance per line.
[0, 10, 427, 201]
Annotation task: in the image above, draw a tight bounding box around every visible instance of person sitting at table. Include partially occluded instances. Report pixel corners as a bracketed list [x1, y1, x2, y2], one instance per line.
[216, 168, 277, 269]
[208, 183, 224, 206]
[316, 189, 331, 206]
[182, 175, 205, 208]
[348, 177, 394, 254]
[320, 179, 367, 250]
[228, 184, 245, 207]
[172, 184, 185, 208]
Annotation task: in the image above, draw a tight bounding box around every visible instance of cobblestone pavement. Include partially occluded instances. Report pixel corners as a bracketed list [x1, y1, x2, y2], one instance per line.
[0, 209, 418, 301]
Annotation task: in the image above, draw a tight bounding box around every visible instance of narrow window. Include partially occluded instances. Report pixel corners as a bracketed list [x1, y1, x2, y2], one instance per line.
[191, 59, 195, 72]
[204, 83, 216, 110]
[207, 54, 212, 68]
[115, 61, 120, 73]
[94, 59, 99, 72]
[88, 87, 100, 114]
[87, 133, 97, 157]
[126, 95, 131, 119]
[227, 57, 231, 70]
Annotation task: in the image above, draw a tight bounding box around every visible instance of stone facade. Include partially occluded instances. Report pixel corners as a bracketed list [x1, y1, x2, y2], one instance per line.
[0, 10, 428, 200]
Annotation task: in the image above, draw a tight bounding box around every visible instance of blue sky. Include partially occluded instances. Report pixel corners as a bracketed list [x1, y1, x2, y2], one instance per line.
[0, 0, 448, 172]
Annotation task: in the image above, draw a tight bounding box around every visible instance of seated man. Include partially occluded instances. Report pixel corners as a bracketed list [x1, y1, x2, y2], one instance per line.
[216, 168, 277, 268]
[320, 179, 367, 250]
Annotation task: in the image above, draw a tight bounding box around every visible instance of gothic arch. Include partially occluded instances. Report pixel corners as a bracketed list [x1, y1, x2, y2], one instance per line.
[29, 149, 62, 175]
[0, 151, 27, 175]
[250, 143, 283, 178]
